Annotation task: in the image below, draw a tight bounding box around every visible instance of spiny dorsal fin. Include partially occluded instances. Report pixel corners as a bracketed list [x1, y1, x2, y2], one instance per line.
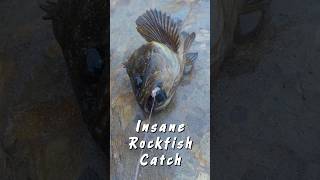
[136, 9, 181, 52]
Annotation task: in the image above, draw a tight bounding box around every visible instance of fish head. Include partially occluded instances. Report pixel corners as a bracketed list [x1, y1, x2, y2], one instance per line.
[140, 54, 177, 113]
[126, 43, 178, 114]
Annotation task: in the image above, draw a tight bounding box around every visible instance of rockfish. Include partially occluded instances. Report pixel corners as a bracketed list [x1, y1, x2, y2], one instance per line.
[124, 9, 198, 113]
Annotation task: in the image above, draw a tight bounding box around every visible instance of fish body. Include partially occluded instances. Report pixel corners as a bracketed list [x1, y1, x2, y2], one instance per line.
[124, 9, 198, 113]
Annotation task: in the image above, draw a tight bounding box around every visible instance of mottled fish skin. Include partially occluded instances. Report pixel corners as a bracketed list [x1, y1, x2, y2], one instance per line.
[124, 9, 198, 113]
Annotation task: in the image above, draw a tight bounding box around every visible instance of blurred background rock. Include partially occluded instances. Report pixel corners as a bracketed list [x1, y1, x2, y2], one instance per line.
[0, 0, 107, 179]
[214, 0, 320, 179]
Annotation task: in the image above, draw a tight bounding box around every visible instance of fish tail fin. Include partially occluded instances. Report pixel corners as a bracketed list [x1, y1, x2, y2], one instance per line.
[136, 9, 181, 52]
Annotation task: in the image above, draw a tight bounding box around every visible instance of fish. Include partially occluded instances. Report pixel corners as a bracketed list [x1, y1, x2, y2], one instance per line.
[124, 9, 198, 113]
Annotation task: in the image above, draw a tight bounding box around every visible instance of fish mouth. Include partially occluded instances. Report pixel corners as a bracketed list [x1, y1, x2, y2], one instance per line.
[143, 90, 173, 113]
[139, 78, 175, 113]
[145, 96, 163, 112]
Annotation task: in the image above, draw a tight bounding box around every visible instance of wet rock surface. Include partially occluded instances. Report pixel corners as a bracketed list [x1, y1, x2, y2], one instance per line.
[214, 0, 320, 179]
[0, 0, 107, 179]
[110, 0, 210, 179]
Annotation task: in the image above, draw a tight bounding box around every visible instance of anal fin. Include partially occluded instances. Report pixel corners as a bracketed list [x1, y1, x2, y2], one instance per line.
[184, 52, 198, 74]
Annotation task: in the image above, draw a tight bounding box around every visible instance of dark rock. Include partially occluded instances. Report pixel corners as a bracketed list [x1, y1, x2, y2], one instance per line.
[213, 0, 271, 80]
[230, 105, 248, 123]
[41, 0, 109, 152]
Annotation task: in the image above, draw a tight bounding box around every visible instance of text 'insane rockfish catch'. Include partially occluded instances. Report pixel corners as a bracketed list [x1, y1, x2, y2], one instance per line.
[124, 9, 198, 113]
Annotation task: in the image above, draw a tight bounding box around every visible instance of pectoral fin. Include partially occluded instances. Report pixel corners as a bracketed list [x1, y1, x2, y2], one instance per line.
[184, 52, 198, 74]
